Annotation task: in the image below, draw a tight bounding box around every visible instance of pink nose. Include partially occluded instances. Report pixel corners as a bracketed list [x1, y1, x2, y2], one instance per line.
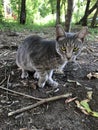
[67, 57, 71, 60]
[66, 54, 71, 60]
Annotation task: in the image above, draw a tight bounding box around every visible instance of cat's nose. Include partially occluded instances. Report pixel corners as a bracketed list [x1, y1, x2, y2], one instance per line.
[66, 54, 71, 60]
[67, 57, 71, 60]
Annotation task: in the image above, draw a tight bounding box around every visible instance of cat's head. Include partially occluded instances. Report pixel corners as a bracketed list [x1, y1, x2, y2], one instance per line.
[56, 24, 88, 61]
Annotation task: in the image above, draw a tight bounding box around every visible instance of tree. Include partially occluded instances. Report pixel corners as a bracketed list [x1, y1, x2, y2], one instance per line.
[0, 0, 3, 22]
[20, 0, 26, 24]
[49, 0, 56, 14]
[77, 0, 98, 26]
[56, 0, 61, 25]
[65, 0, 73, 32]
[91, 6, 98, 27]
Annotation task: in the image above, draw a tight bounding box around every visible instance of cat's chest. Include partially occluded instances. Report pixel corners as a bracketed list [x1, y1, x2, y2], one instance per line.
[51, 54, 67, 70]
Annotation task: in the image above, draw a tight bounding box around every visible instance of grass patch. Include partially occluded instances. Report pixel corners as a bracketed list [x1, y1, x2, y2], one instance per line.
[0, 19, 98, 39]
[0, 20, 55, 32]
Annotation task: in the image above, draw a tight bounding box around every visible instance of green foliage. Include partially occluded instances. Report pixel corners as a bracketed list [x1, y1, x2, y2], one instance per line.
[26, 0, 39, 23]
[89, 28, 98, 35]
[39, 2, 51, 18]
[10, 0, 20, 19]
[0, 0, 3, 22]
[0, 0, 98, 28]
[0, 19, 55, 32]
[49, 0, 56, 14]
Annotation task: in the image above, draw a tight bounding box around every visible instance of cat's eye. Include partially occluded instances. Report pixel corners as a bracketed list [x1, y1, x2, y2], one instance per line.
[61, 46, 66, 51]
[73, 47, 78, 52]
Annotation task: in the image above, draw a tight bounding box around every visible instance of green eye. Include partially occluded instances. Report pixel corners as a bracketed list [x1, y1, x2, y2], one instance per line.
[73, 47, 78, 52]
[61, 46, 66, 51]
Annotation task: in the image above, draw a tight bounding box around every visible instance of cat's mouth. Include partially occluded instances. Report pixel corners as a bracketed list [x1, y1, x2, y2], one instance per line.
[66, 56, 72, 61]
[66, 56, 74, 62]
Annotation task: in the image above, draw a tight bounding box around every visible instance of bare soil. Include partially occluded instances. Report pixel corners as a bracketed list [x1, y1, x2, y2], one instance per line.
[0, 28, 98, 130]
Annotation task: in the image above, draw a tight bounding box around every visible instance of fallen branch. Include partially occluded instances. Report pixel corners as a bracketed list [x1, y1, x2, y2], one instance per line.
[0, 68, 7, 85]
[8, 92, 72, 116]
[6, 74, 11, 100]
[0, 76, 7, 85]
[0, 85, 42, 101]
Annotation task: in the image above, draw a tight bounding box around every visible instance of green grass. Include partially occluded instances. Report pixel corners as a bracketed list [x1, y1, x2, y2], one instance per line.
[89, 28, 98, 35]
[0, 19, 56, 32]
[0, 19, 98, 38]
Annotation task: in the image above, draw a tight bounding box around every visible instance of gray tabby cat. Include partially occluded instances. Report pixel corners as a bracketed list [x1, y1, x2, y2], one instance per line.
[16, 25, 87, 88]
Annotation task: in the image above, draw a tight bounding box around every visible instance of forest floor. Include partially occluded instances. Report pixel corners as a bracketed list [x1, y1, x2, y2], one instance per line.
[0, 27, 98, 130]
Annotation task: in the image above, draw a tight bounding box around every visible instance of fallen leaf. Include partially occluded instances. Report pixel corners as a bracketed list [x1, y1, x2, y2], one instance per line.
[87, 91, 93, 100]
[65, 97, 77, 103]
[80, 100, 91, 113]
[20, 128, 28, 130]
[80, 100, 98, 118]
[87, 72, 98, 79]
[67, 79, 82, 86]
[75, 100, 89, 115]
[75, 91, 98, 118]
[87, 73, 92, 79]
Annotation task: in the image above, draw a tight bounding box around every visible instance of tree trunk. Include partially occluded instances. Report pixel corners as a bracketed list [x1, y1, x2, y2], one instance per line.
[0, 0, 3, 22]
[77, 0, 98, 25]
[49, 0, 55, 14]
[79, 0, 90, 26]
[91, 7, 98, 27]
[65, 0, 73, 32]
[20, 0, 26, 24]
[56, 0, 61, 25]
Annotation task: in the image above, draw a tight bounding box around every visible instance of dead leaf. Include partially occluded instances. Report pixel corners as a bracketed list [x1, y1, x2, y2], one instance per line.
[80, 100, 98, 117]
[67, 79, 82, 86]
[75, 100, 89, 115]
[87, 72, 98, 79]
[75, 91, 98, 118]
[65, 97, 77, 103]
[20, 128, 28, 130]
[87, 91, 93, 100]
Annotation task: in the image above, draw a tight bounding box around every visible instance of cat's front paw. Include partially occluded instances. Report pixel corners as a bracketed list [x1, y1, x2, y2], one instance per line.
[34, 72, 40, 79]
[52, 81, 58, 88]
[48, 80, 58, 88]
[21, 71, 29, 79]
[38, 82, 46, 88]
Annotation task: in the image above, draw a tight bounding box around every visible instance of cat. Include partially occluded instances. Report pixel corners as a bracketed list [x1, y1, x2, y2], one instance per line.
[16, 24, 88, 88]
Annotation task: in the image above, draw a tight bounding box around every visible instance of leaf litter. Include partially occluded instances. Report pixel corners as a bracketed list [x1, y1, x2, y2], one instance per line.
[75, 91, 98, 118]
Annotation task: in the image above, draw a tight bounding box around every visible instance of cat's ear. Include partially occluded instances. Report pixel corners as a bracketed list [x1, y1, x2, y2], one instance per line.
[56, 24, 66, 41]
[77, 27, 88, 42]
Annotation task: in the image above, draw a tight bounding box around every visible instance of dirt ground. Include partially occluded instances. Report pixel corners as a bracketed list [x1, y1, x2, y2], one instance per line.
[0, 27, 98, 130]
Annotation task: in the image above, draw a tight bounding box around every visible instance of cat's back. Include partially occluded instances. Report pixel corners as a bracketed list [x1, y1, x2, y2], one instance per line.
[19, 35, 42, 49]
[17, 35, 57, 61]
[19, 35, 56, 51]
[16, 34, 57, 70]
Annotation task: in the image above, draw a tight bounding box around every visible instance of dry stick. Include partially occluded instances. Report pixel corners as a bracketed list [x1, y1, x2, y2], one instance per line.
[6, 74, 11, 100]
[0, 77, 7, 85]
[0, 68, 7, 85]
[0, 85, 43, 101]
[8, 92, 72, 116]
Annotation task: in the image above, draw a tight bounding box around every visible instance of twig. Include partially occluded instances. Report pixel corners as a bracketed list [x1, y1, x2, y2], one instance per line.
[8, 92, 72, 116]
[6, 74, 11, 100]
[0, 68, 7, 85]
[0, 85, 43, 101]
[0, 77, 7, 85]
